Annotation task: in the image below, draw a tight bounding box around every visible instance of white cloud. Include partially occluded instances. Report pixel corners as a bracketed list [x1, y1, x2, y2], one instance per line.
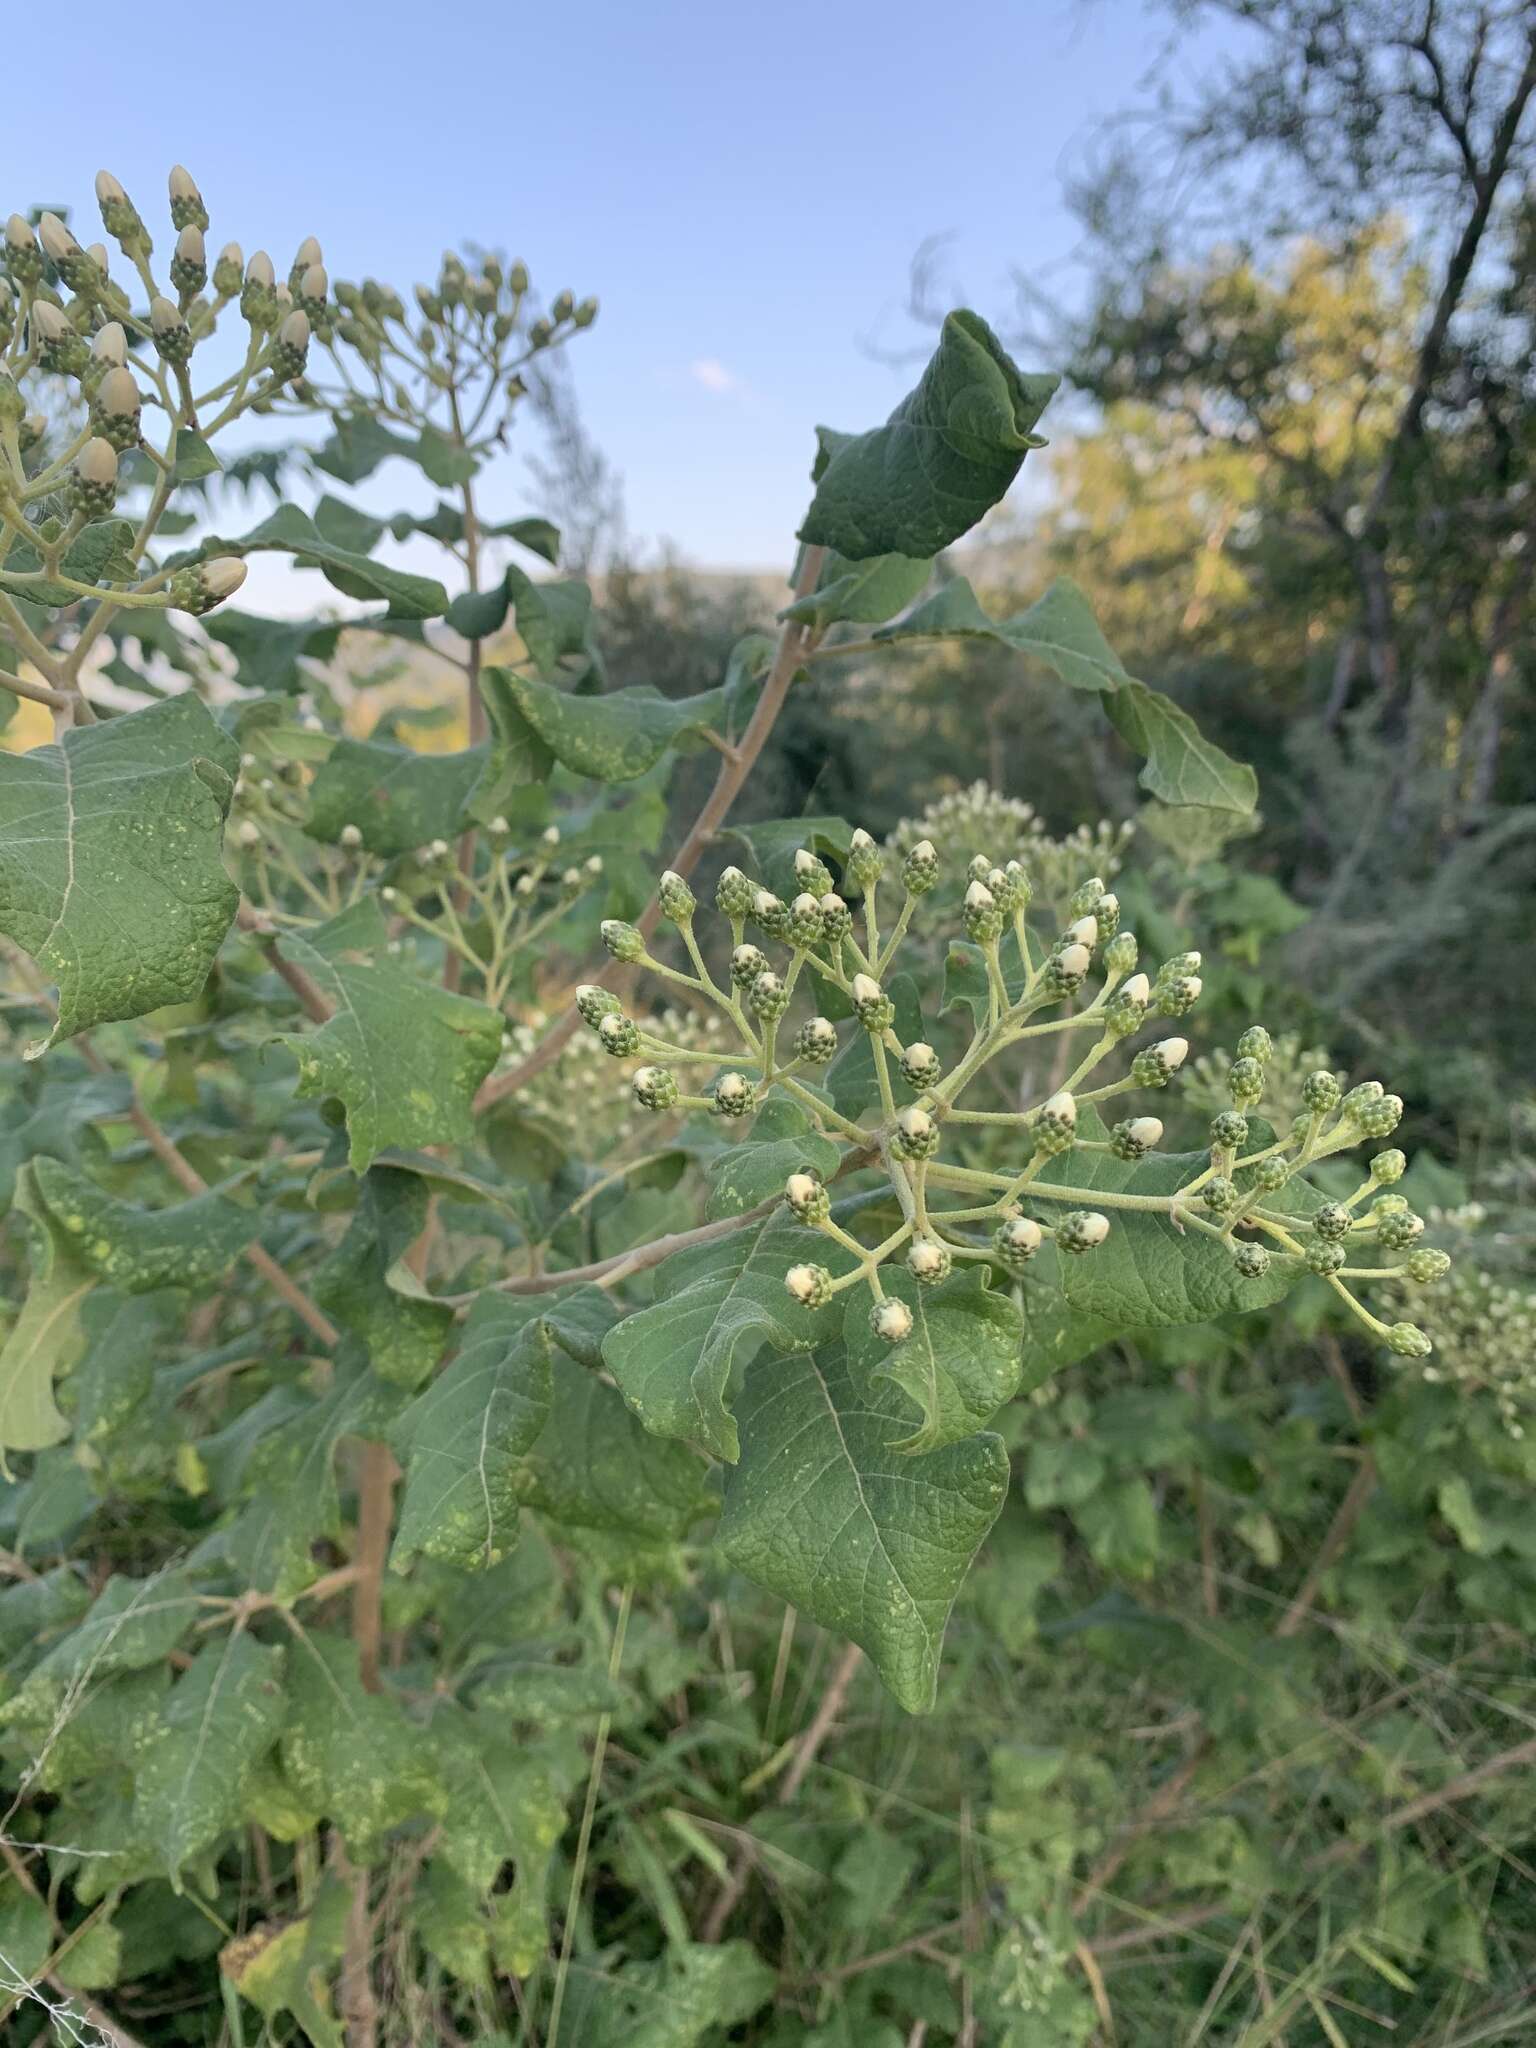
[688, 357, 740, 395]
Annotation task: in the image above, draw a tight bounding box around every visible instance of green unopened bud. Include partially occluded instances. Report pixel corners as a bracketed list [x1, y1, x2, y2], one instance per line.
[508, 261, 530, 295]
[902, 839, 939, 895]
[5, 213, 44, 287]
[597, 1012, 640, 1058]
[1069, 876, 1107, 918]
[575, 984, 621, 1027]
[993, 1214, 1043, 1268]
[785, 1171, 830, 1224]
[633, 1065, 679, 1112]
[819, 893, 852, 944]
[1105, 972, 1150, 1038]
[900, 1041, 942, 1089]
[1203, 1176, 1240, 1216]
[792, 846, 833, 898]
[785, 1262, 834, 1309]
[1306, 1239, 1346, 1275]
[715, 865, 755, 919]
[752, 888, 790, 941]
[871, 1297, 914, 1344]
[1254, 1156, 1290, 1192]
[31, 298, 88, 376]
[150, 294, 192, 363]
[270, 308, 310, 382]
[1405, 1248, 1451, 1284]
[797, 1016, 839, 1064]
[1387, 1322, 1433, 1358]
[1057, 1210, 1110, 1255]
[1032, 1090, 1077, 1157]
[1376, 1207, 1424, 1252]
[1370, 1149, 1406, 1184]
[712, 1072, 756, 1119]
[748, 970, 790, 1021]
[1092, 892, 1121, 938]
[1226, 1056, 1265, 1107]
[851, 973, 894, 1031]
[966, 854, 993, 885]
[95, 171, 147, 253]
[731, 943, 769, 988]
[170, 224, 207, 296]
[1159, 951, 1201, 979]
[1232, 1240, 1271, 1278]
[168, 556, 246, 615]
[68, 437, 118, 517]
[657, 868, 696, 923]
[1236, 1025, 1273, 1065]
[787, 892, 824, 947]
[1210, 1110, 1249, 1152]
[168, 164, 208, 233]
[1301, 1069, 1341, 1114]
[573, 295, 599, 328]
[847, 827, 883, 888]
[1341, 1080, 1385, 1120]
[1156, 972, 1203, 1017]
[963, 879, 1005, 942]
[1042, 942, 1092, 997]
[600, 919, 644, 963]
[1102, 931, 1139, 981]
[1313, 1203, 1353, 1242]
[1131, 1037, 1189, 1089]
[529, 317, 554, 348]
[241, 250, 277, 328]
[1110, 1115, 1163, 1161]
[1357, 1093, 1403, 1138]
[212, 240, 244, 296]
[906, 1237, 952, 1286]
[892, 1105, 939, 1159]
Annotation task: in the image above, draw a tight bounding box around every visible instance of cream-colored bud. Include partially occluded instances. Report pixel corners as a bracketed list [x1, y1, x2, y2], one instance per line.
[913, 839, 936, 863]
[97, 366, 140, 417]
[851, 973, 882, 1007]
[151, 296, 183, 334]
[1155, 1037, 1189, 1072]
[785, 1173, 821, 1211]
[274, 283, 293, 311]
[168, 165, 201, 204]
[279, 308, 310, 351]
[30, 300, 69, 342]
[86, 243, 109, 276]
[660, 867, 685, 891]
[964, 879, 995, 911]
[1043, 1090, 1077, 1126]
[907, 1239, 947, 1280]
[753, 888, 778, 917]
[236, 819, 261, 849]
[1068, 915, 1099, 947]
[246, 250, 274, 286]
[76, 437, 117, 486]
[716, 1072, 749, 1103]
[38, 213, 80, 264]
[301, 263, 327, 302]
[176, 225, 205, 265]
[585, 854, 603, 874]
[794, 848, 819, 875]
[791, 892, 820, 919]
[785, 1264, 821, 1305]
[1057, 943, 1092, 980]
[1075, 1212, 1111, 1247]
[1002, 1216, 1043, 1254]
[5, 214, 35, 251]
[541, 825, 561, 846]
[92, 321, 127, 365]
[897, 1106, 933, 1143]
[1127, 1116, 1164, 1150]
[218, 240, 242, 273]
[199, 558, 247, 601]
[95, 170, 128, 207]
[339, 824, 363, 849]
[850, 828, 875, 852]
[1122, 972, 1151, 1006]
[872, 1299, 914, 1344]
[294, 235, 323, 269]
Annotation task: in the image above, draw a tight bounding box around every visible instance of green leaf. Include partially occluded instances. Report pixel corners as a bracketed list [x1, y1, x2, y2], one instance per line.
[171, 427, 220, 482]
[721, 816, 856, 898]
[306, 735, 485, 854]
[280, 1634, 446, 1860]
[29, 1156, 256, 1294]
[799, 310, 1058, 559]
[205, 609, 343, 693]
[563, 1939, 776, 2048]
[1103, 680, 1260, 812]
[520, 1347, 711, 1549]
[847, 1267, 1023, 1454]
[389, 505, 561, 564]
[313, 409, 476, 490]
[601, 1213, 843, 1462]
[220, 1881, 349, 2048]
[704, 1098, 841, 1220]
[0, 696, 240, 1053]
[391, 1303, 553, 1570]
[448, 570, 594, 680]
[315, 1168, 453, 1388]
[717, 1343, 1009, 1711]
[194, 505, 448, 619]
[480, 668, 729, 783]
[873, 573, 1132, 692]
[0, 1567, 201, 1726]
[781, 549, 931, 630]
[0, 1163, 95, 1454]
[940, 939, 1028, 1032]
[275, 902, 503, 1171]
[132, 1634, 287, 1885]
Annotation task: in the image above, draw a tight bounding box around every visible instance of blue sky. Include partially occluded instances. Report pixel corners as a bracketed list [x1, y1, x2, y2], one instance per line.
[16, 1, 1234, 582]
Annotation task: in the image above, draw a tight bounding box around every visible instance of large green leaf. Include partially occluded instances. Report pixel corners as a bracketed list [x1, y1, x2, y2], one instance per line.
[717, 1343, 1009, 1711]
[704, 1098, 841, 1220]
[846, 1267, 1023, 1454]
[601, 1213, 843, 1463]
[315, 1168, 453, 1388]
[205, 610, 344, 694]
[480, 668, 730, 783]
[0, 1567, 202, 1726]
[561, 1939, 776, 2048]
[781, 549, 932, 630]
[132, 1634, 287, 1886]
[389, 505, 560, 563]
[448, 569, 594, 677]
[275, 901, 503, 1171]
[30, 1156, 256, 1294]
[0, 695, 240, 1052]
[305, 735, 485, 854]
[519, 1348, 711, 1549]
[314, 410, 477, 489]
[799, 310, 1058, 559]
[720, 816, 856, 898]
[1103, 680, 1260, 812]
[390, 1302, 553, 1571]
[280, 1634, 446, 1860]
[192, 505, 448, 620]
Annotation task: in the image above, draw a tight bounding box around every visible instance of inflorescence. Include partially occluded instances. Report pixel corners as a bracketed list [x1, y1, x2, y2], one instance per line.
[574, 829, 1445, 1356]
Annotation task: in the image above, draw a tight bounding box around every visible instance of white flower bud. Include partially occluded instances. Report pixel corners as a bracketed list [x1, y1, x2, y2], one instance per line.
[151, 295, 182, 334]
[76, 437, 117, 486]
[301, 263, 328, 304]
[246, 250, 275, 287]
[279, 308, 310, 351]
[785, 1173, 821, 1212]
[87, 243, 109, 276]
[541, 825, 561, 846]
[339, 823, 363, 850]
[236, 819, 261, 849]
[218, 240, 243, 273]
[785, 1264, 823, 1305]
[1155, 1037, 1189, 1073]
[5, 214, 36, 252]
[1068, 915, 1099, 947]
[168, 165, 201, 204]
[95, 171, 128, 208]
[907, 1238, 948, 1281]
[198, 558, 247, 602]
[1074, 1212, 1110, 1247]
[1127, 1116, 1164, 1150]
[1056, 942, 1092, 980]
[791, 891, 820, 919]
[913, 839, 936, 863]
[294, 235, 323, 270]
[964, 879, 995, 912]
[38, 212, 80, 264]
[1122, 972, 1151, 1006]
[871, 1298, 914, 1345]
[176, 224, 205, 265]
[92, 321, 127, 366]
[851, 973, 882, 1008]
[850, 828, 875, 852]
[715, 1072, 749, 1105]
[897, 1106, 933, 1144]
[30, 300, 70, 342]
[1043, 1090, 1077, 1127]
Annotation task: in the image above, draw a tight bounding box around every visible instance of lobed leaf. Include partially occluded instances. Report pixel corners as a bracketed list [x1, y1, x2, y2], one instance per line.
[847, 1267, 1024, 1454]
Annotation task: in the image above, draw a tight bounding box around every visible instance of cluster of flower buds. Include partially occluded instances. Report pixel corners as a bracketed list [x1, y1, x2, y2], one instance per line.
[570, 827, 1456, 1360]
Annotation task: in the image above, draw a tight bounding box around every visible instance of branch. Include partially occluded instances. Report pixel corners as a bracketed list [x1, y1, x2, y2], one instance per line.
[237, 904, 334, 1022]
[472, 543, 827, 1114]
